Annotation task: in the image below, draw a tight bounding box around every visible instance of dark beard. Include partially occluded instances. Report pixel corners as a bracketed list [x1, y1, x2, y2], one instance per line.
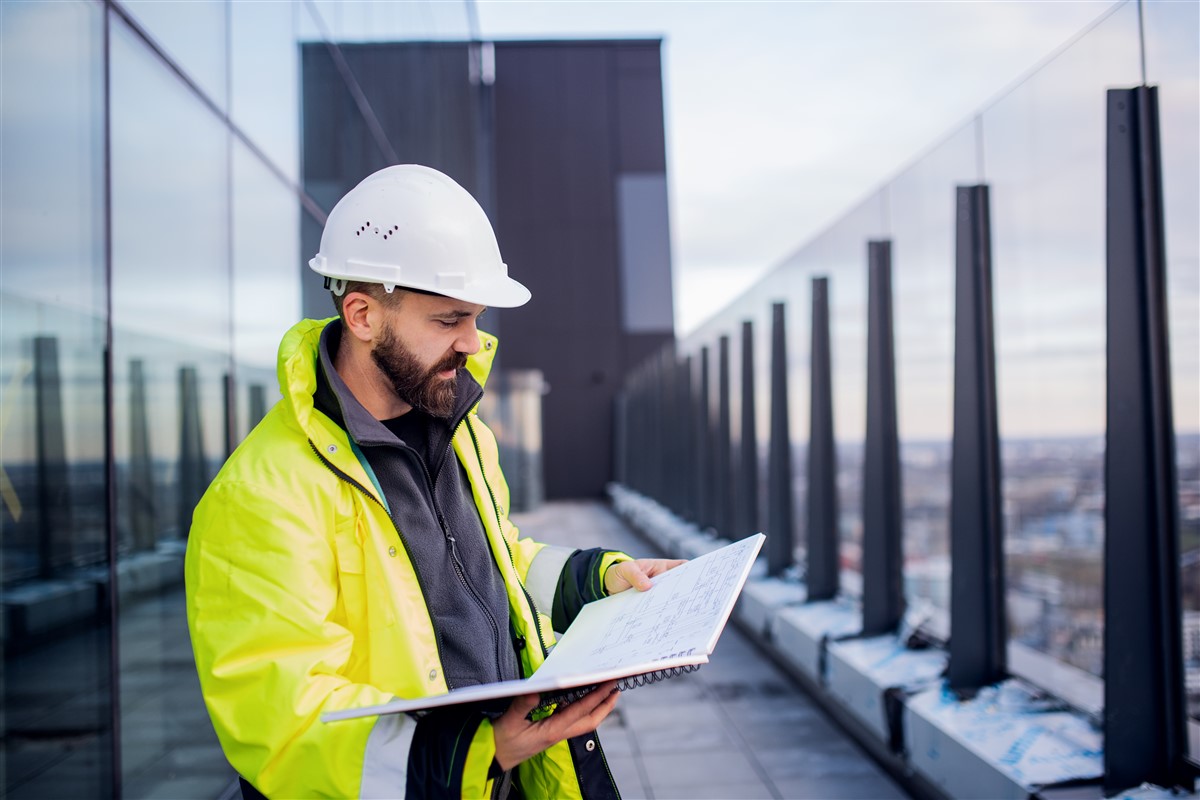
[371, 326, 467, 418]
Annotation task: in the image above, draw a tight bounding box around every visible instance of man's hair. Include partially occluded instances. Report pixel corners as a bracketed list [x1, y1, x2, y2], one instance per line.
[331, 281, 406, 322]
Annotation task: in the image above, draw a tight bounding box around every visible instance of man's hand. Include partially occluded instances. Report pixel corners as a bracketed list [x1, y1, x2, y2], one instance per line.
[492, 682, 620, 771]
[603, 558, 686, 594]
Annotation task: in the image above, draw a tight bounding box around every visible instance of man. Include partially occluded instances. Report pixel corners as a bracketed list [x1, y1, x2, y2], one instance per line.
[185, 164, 682, 799]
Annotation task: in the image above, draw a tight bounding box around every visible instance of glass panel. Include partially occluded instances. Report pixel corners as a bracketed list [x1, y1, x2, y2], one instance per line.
[659, 0, 1194, 721]
[0, 1, 112, 797]
[119, 0, 228, 112]
[981, 1, 1142, 680]
[887, 121, 978, 622]
[683, 191, 887, 591]
[790, 194, 885, 596]
[109, 18, 233, 798]
[681, 265, 789, 541]
[1143, 0, 1200, 720]
[232, 141, 300, 437]
[231, 0, 300, 182]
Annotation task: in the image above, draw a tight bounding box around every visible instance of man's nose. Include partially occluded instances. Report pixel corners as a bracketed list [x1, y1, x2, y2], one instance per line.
[455, 321, 482, 355]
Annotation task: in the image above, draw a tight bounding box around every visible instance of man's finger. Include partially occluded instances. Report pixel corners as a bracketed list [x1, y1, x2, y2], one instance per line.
[542, 682, 619, 730]
[624, 563, 654, 591]
[577, 682, 619, 711]
[606, 562, 651, 593]
[644, 558, 686, 578]
[575, 687, 620, 732]
[507, 693, 540, 718]
[556, 685, 620, 739]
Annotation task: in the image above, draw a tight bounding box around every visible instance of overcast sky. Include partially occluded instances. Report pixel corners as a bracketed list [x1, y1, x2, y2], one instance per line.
[476, 0, 1121, 334]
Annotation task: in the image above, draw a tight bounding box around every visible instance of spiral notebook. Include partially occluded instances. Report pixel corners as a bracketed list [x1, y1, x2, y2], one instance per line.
[323, 532, 765, 723]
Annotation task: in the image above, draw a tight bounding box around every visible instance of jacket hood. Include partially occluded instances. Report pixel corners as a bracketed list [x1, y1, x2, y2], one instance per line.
[276, 317, 500, 434]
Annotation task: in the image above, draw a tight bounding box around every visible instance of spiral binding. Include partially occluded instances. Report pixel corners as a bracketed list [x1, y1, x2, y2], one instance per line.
[533, 664, 702, 714]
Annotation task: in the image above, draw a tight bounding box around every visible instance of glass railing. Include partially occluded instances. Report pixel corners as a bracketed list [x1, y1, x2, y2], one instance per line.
[669, 0, 1197, 713]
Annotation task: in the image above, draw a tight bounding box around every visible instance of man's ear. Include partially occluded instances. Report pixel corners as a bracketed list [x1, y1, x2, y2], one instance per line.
[341, 292, 377, 343]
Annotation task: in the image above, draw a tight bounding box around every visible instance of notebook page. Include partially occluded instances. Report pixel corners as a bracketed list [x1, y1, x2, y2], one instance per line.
[533, 533, 765, 682]
[323, 533, 764, 722]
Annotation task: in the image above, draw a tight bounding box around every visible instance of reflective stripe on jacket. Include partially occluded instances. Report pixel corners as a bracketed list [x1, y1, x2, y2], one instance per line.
[185, 318, 626, 799]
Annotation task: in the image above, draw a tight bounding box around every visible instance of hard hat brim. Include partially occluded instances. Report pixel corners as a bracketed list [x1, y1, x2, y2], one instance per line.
[309, 256, 532, 308]
[438, 274, 532, 308]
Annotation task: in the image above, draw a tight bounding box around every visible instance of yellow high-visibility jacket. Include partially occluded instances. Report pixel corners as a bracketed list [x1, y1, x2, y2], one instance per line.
[185, 318, 625, 799]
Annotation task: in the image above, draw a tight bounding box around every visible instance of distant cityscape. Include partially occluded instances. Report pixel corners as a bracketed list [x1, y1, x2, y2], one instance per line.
[4, 432, 1199, 714]
[796, 432, 1200, 713]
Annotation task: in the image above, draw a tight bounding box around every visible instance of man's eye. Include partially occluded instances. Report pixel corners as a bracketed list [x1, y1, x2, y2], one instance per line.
[437, 319, 457, 328]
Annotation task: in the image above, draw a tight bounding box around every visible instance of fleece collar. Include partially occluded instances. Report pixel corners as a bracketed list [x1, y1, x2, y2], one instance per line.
[275, 317, 500, 438]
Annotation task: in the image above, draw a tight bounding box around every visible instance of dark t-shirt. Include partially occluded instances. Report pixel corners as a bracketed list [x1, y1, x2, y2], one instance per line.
[383, 410, 450, 480]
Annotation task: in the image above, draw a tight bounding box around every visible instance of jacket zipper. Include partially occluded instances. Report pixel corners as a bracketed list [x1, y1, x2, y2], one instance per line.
[408, 426, 508, 684]
[464, 416, 550, 661]
[593, 738, 621, 799]
[306, 439, 453, 686]
[465, 416, 623, 799]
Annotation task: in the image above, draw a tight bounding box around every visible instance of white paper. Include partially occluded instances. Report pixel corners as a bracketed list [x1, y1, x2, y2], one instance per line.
[534, 533, 764, 680]
[323, 533, 764, 722]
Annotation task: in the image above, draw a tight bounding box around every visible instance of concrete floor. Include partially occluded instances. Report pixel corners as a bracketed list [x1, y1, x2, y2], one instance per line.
[3, 499, 908, 800]
[3, 582, 233, 800]
[512, 500, 909, 800]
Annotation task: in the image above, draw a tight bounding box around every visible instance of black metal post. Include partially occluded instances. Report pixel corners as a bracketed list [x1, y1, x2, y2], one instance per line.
[624, 372, 637, 492]
[633, 365, 647, 496]
[613, 388, 629, 488]
[948, 185, 1006, 692]
[716, 335, 733, 536]
[33, 336, 72, 577]
[738, 321, 760, 539]
[807, 278, 840, 601]
[248, 384, 267, 429]
[696, 346, 713, 531]
[223, 372, 238, 459]
[646, 358, 660, 503]
[767, 302, 795, 575]
[178, 365, 208, 538]
[656, 346, 673, 507]
[670, 350, 689, 516]
[639, 364, 651, 497]
[861, 240, 904, 635]
[680, 355, 696, 523]
[129, 359, 155, 552]
[636, 364, 648, 496]
[1103, 85, 1188, 794]
[656, 349, 671, 509]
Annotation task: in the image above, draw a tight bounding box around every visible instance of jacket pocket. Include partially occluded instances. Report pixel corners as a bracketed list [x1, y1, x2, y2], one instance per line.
[334, 534, 365, 574]
[333, 529, 367, 628]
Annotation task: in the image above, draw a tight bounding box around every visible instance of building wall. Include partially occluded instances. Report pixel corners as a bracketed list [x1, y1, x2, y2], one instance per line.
[491, 41, 675, 498]
[300, 41, 488, 322]
[0, 3, 475, 798]
[301, 39, 676, 499]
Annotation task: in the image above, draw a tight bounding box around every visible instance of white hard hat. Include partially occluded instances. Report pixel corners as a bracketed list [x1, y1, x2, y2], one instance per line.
[309, 164, 531, 307]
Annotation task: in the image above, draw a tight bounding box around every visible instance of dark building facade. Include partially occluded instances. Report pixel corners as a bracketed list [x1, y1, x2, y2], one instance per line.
[302, 40, 676, 498]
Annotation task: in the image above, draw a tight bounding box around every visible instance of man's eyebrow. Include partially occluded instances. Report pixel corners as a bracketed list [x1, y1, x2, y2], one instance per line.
[434, 307, 487, 319]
